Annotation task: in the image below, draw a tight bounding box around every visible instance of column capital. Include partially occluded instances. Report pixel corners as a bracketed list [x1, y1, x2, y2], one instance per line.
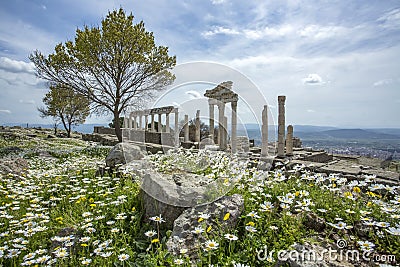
[278, 95, 286, 103]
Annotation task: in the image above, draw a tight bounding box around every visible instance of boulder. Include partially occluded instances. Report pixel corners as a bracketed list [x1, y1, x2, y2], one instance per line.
[166, 194, 244, 259]
[199, 137, 215, 149]
[105, 142, 145, 168]
[303, 212, 326, 232]
[0, 158, 28, 175]
[274, 242, 357, 267]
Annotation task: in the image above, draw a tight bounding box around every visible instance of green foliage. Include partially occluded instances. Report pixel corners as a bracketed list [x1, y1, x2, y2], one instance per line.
[1, 137, 399, 266]
[38, 84, 90, 137]
[30, 8, 176, 142]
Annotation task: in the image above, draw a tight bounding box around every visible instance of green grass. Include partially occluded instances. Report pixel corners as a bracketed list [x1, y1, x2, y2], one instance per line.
[0, 135, 399, 266]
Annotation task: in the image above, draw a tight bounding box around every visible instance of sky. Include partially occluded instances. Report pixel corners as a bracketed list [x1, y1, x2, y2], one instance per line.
[0, 0, 399, 128]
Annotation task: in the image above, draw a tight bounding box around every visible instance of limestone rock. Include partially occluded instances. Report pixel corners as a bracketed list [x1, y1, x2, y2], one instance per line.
[303, 212, 326, 232]
[105, 142, 145, 168]
[0, 158, 28, 175]
[274, 242, 357, 267]
[199, 137, 215, 149]
[166, 194, 244, 259]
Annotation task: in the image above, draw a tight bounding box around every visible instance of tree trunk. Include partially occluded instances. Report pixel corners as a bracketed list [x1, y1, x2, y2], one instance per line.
[67, 122, 71, 138]
[114, 112, 122, 142]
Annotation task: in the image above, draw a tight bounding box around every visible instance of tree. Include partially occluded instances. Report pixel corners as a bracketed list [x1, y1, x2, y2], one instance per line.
[38, 84, 90, 137]
[30, 8, 176, 142]
[108, 117, 124, 128]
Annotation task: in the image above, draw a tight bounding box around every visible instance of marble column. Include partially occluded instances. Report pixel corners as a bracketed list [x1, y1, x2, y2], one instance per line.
[223, 116, 228, 150]
[151, 114, 155, 132]
[184, 114, 189, 142]
[139, 113, 143, 130]
[145, 115, 149, 131]
[261, 105, 269, 157]
[123, 117, 128, 129]
[165, 113, 170, 133]
[277, 95, 286, 157]
[158, 113, 162, 132]
[133, 115, 137, 130]
[174, 108, 179, 147]
[129, 114, 133, 128]
[218, 102, 225, 150]
[208, 99, 215, 142]
[286, 125, 293, 156]
[231, 101, 237, 153]
[195, 110, 201, 143]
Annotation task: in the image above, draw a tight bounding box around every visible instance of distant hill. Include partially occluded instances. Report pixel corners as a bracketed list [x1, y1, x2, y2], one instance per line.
[1, 123, 107, 134]
[293, 125, 339, 133]
[296, 128, 400, 140]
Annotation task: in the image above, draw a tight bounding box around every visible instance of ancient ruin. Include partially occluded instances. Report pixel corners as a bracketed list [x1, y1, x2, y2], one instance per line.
[204, 81, 238, 152]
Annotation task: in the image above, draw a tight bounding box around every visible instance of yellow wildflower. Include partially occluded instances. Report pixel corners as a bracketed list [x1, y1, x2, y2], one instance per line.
[223, 212, 230, 221]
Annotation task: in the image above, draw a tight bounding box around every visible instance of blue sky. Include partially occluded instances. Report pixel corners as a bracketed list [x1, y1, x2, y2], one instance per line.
[0, 0, 399, 127]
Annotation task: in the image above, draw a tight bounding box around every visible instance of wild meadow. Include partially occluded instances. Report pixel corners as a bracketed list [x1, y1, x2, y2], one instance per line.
[0, 132, 399, 266]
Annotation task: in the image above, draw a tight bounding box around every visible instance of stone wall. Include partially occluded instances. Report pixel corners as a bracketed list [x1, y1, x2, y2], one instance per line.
[302, 151, 333, 163]
[123, 129, 176, 147]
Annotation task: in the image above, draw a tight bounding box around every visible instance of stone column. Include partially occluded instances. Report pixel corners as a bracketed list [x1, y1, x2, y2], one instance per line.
[195, 110, 201, 143]
[123, 117, 128, 129]
[231, 101, 237, 153]
[277, 95, 286, 157]
[261, 105, 269, 157]
[286, 125, 293, 156]
[174, 108, 179, 147]
[184, 114, 189, 142]
[165, 113, 170, 133]
[129, 114, 133, 128]
[157, 114, 162, 132]
[218, 102, 225, 150]
[208, 99, 215, 142]
[223, 116, 228, 150]
[139, 113, 143, 130]
[133, 115, 137, 130]
[151, 114, 155, 132]
[145, 115, 149, 131]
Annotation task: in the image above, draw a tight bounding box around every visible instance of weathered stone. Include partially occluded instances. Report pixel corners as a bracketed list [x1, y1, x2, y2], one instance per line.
[105, 142, 145, 168]
[199, 137, 215, 149]
[0, 158, 28, 175]
[277, 95, 286, 158]
[303, 212, 326, 232]
[361, 169, 399, 182]
[274, 242, 357, 267]
[166, 194, 244, 259]
[236, 136, 250, 153]
[82, 133, 118, 146]
[354, 221, 373, 239]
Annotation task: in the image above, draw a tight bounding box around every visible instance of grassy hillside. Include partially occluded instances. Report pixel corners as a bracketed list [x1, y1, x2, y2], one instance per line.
[0, 130, 399, 266]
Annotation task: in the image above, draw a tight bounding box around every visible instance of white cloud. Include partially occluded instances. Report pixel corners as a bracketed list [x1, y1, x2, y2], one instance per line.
[307, 109, 316, 113]
[302, 74, 323, 85]
[0, 110, 11, 114]
[298, 25, 347, 40]
[210, 0, 226, 5]
[373, 79, 393, 87]
[0, 57, 35, 74]
[244, 25, 294, 40]
[202, 26, 240, 37]
[377, 8, 400, 29]
[185, 90, 202, 99]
